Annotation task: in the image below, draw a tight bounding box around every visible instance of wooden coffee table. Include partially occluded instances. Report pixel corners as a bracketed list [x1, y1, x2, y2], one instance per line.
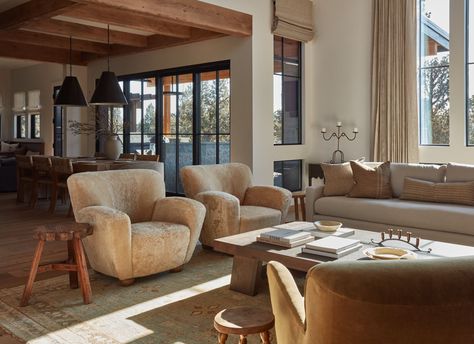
[213, 225, 474, 296]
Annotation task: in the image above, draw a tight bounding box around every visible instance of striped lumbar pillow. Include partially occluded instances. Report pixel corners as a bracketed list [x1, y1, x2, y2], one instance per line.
[400, 177, 474, 206]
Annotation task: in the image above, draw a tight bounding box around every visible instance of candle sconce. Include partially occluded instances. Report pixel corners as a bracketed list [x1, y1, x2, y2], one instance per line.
[321, 122, 358, 163]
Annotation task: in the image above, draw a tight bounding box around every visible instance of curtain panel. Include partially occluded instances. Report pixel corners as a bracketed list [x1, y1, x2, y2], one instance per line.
[371, 0, 419, 163]
[272, 0, 314, 42]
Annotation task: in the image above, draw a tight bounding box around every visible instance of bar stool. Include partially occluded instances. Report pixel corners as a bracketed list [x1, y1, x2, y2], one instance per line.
[15, 155, 34, 204]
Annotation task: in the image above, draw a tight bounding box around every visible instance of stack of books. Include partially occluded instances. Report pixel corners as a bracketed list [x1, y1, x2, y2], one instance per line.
[310, 227, 355, 239]
[257, 228, 314, 248]
[302, 236, 362, 258]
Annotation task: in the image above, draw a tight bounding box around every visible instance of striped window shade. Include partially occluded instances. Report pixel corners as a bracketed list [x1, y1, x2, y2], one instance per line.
[272, 0, 314, 42]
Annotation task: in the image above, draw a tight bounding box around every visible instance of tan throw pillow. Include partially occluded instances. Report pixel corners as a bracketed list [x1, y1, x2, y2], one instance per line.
[400, 177, 474, 206]
[321, 162, 354, 196]
[349, 160, 392, 199]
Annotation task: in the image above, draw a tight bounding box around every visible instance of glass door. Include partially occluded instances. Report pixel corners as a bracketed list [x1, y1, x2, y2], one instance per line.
[161, 73, 193, 194]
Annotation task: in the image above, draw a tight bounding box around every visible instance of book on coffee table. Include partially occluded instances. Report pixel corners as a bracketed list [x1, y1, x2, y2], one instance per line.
[305, 236, 361, 253]
[306, 227, 355, 239]
[257, 228, 314, 248]
[273, 221, 316, 231]
[257, 235, 314, 248]
[302, 244, 363, 258]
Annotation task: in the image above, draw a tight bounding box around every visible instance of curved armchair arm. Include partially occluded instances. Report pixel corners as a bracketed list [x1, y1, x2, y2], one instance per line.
[195, 191, 240, 246]
[152, 197, 206, 262]
[243, 186, 292, 222]
[305, 185, 324, 221]
[267, 261, 305, 344]
[75, 206, 133, 280]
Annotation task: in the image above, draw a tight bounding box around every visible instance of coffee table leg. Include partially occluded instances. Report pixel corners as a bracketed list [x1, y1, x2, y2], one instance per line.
[230, 256, 262, 296]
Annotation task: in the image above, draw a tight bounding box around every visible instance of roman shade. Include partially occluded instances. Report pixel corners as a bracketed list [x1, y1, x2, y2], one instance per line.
[272, 0, 314, 42]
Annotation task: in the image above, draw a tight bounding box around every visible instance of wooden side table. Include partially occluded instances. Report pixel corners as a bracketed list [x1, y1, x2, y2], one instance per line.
[292, 191, 306, 221]
[20, 222, 93, 307]
[214, 306, 274, 344]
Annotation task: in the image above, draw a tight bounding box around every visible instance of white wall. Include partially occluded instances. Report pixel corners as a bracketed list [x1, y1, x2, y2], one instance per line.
[310, 0, 373, 165]
[10, 63, 88, 156]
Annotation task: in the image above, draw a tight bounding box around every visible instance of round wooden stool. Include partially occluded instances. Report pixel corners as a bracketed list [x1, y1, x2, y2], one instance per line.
[20, 222, 93, 307]
[214, 306, 274, 344]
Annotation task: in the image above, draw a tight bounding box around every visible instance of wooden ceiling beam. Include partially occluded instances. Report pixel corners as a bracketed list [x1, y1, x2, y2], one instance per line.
[22, 18, 148, 47]
[0, 30, 109, 55]
[62, 4, 192, 39]
[70, 0, 252, 37]
[0, 41, 86, 65]
[0, 0, 79, 30]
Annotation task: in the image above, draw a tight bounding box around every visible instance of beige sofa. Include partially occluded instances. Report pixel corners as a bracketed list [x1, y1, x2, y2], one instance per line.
[180, 163, 292, 247]
[267, 258, 474, 344]
[306, 162, 474, 245]
[68, 169, 206, 284]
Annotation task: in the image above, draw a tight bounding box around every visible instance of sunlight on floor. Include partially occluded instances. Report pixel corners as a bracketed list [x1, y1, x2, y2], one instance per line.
[28, 275, 232, 344]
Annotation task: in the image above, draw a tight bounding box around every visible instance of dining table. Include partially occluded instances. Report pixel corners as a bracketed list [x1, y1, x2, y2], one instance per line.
[69, 157, 162, 173]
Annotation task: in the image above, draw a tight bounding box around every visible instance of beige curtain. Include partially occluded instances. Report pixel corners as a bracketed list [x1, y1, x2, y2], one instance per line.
[272, 0, 314, 42]
[371, 0, 418, 163]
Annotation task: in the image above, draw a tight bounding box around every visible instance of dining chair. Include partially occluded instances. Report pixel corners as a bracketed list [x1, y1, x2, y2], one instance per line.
[50, 157, 74, 216]
[31, 156, 53, 208]
[136, 154, 160, 162]
[15, 155, 34, 204]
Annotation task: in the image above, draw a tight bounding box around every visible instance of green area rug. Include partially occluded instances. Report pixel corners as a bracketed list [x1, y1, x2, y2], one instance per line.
[0, 249, 288, 344]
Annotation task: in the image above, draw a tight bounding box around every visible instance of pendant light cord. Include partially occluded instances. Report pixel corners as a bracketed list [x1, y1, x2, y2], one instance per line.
[107, 24, 110, 72]
[69, 36, 72, 76]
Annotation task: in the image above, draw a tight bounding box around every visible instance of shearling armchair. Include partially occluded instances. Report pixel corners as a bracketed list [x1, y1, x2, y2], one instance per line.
[267, 258, 474, 344]
[68, 169, 206, 285]
[180, 163, 292, 246]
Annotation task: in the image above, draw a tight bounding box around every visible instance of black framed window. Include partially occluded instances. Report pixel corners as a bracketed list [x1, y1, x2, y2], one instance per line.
[15, 115, 26, 139]
[273, 159, 302, 192]
[467, 0, 474, 145]
[30, 114, 40, 139]
[417, 0, 450, 146]
[106, 61, 230, 194]
[273, 36, 302, 145]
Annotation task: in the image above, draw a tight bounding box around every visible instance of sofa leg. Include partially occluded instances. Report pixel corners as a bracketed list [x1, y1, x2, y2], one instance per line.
[201, 244, 214, 250]
[170, 265, 184, 273]
[119, 278, 135, 286]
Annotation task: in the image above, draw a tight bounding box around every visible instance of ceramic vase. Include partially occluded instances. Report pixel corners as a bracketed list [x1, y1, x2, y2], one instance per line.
[104, 134, 121, 160]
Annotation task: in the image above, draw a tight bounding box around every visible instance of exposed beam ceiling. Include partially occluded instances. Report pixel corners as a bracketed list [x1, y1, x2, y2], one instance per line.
[62, 4, 192, 39]
[71, 0, 253, 37]
[0, 0, 252, 66]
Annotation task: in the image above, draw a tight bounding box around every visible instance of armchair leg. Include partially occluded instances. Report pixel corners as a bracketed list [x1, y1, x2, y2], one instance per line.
[119, 278, 135, 286]
[170, 265, 184, 273]
[201, 244, 214, 251]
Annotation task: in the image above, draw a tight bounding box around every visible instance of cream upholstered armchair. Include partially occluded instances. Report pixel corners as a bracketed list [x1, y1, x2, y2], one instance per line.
[180, 163, 292, 247]
[267, 258, 474, 344]
[68, 169, 206, 285]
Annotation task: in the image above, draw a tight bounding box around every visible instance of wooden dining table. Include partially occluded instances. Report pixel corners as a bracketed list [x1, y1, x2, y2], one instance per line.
[70, 157, 160, 173]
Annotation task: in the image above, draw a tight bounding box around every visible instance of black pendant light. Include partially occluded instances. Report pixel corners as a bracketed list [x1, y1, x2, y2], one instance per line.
[54, 37, 88, 107]
[89, 25, 127, 106]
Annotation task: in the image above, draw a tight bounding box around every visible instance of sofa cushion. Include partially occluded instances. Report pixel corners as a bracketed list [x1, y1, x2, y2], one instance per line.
[446, 163, 474, 182]
[314, 196, 474, 236]
[400, 177, 474, 206]
[131, 221, 189, 277]
[390, 163, 446, 197]
[240, 205, 281, 232]
[349, 161, 392, 199]
[321, 162, 354, 196]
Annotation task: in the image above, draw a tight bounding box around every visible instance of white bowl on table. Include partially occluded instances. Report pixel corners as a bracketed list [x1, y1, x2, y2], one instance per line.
[314, 221, 342, 232]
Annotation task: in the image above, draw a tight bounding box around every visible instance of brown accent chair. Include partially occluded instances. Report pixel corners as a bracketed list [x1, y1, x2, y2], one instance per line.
[16, 155, 34, 203]
[136, 154, 160, 162]
[68, 169, 206, 285]
[267, 258, 474, 344]
[180, 163, 292, 247]
[50, 157, 74, 216]
[31, 156, 53, 208]
[119, 153, 136, 160]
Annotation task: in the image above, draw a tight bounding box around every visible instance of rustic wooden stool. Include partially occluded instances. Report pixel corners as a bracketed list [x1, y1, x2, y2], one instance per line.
[20, 222, 93, 307]
[214, 306, 274, 344]
[292, 190, 306, 221]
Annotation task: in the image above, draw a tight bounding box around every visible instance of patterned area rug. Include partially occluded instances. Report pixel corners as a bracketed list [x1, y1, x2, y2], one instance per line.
[0, 249, 296, 344]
